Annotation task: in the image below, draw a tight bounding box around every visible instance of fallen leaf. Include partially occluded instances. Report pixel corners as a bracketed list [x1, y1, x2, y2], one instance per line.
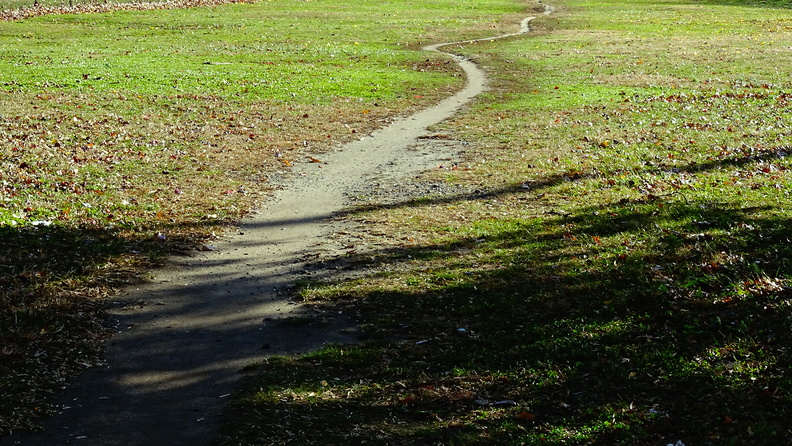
[398, 395, 416, 405]
[517, 411, 536, 421]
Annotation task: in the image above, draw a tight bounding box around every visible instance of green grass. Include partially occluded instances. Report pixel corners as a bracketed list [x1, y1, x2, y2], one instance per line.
[219, 0, 792, 444]
[1, 4, 461, 100]
[0, 0, 526, 434]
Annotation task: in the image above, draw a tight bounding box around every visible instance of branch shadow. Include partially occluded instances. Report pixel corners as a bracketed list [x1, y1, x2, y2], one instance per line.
[0, 206, 376, 445]
[220, 153, 792, 445]
[0, 219, 234, 436]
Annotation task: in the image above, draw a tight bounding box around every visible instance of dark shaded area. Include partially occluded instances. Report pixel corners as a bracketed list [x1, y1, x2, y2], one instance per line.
[0, 221, 209, 434]
[705, 0, 792, 8]
[220, 163, 792, 445]
[0, 205, 356, 445]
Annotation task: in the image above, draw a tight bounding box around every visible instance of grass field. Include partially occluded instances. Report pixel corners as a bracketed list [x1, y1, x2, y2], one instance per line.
[217, 0, 792, 444]
[0, 0, 526, 433]
[4, 0, 792, 443]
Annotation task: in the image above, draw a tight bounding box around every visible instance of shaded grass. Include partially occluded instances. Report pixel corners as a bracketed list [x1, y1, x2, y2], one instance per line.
[0, 0, 526, 434]
[0, 224, 161, 429]
[220, 0, 792, 444]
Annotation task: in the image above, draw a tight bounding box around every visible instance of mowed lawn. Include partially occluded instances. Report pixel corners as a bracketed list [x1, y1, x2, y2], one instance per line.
[0, 0, 525, 433]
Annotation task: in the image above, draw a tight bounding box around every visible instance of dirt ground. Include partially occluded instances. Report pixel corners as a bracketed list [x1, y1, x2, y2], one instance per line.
[0, 12, 546, 445]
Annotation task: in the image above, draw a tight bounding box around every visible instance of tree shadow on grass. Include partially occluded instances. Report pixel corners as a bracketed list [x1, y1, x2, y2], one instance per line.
[701, 0, 792, 9]
[0, 221, 214, 434]
[340, 141, 789, 219]
[221, 179, 792, 445]
[0, 208, 371, 444]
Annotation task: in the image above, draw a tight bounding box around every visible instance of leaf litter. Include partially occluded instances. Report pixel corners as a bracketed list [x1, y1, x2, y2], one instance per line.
[0, 0, 471, 434]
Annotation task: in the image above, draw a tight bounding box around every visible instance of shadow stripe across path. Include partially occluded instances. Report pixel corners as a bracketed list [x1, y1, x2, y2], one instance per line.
[1, 5, 551, 445]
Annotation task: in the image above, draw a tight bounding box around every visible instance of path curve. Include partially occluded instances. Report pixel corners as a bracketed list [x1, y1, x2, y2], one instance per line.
[1, 6, 551, 445]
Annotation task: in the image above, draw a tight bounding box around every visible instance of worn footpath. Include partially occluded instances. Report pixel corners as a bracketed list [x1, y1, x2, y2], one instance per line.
[1, 7, 551, 444]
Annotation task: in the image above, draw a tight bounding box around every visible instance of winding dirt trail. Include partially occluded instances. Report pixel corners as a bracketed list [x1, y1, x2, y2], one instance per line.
[2, 6, 551, 445]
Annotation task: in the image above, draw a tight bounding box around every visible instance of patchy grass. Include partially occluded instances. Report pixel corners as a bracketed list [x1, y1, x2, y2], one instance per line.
[220, 0, 792, 445]
[0, 0, 526, 434]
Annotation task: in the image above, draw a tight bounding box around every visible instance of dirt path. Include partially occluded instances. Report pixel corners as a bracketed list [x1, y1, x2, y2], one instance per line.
[1, 8, 550, 446]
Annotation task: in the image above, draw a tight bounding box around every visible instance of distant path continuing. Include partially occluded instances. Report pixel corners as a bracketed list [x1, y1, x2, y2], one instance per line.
[1, 5, 552, 445]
